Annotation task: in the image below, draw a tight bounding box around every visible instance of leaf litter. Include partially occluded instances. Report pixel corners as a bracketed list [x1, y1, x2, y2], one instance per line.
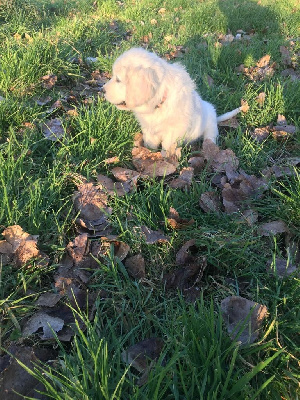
[2, 74, 299, 393]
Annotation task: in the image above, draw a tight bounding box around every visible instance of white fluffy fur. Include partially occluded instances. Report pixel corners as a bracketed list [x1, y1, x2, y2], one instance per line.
[104, 48, 240, 153]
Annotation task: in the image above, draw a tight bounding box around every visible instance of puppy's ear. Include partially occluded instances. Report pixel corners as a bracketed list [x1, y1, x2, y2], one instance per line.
[125, 66, 159, 109]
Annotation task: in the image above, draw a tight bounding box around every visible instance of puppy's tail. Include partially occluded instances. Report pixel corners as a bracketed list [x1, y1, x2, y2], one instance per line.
[217, 107, 241, 123]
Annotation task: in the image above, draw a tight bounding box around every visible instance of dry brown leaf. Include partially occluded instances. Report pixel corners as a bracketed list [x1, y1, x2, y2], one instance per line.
[163, 240, 206, 301]
[1, 225, 48, 268]
[256, 54, 271, 68]
[267, 258, 298, 277]
[73, 182, 112, 222]
[97, 174, 132, 196]
[240, 99, 250, 113]
[281, 68, 300, 81]
[218, 117, 240, 129]
[141, 226, 169, 244]
[42, 118, 65, 141]
[202, 140, 239, 174]
[256, 92, 266, 107]
[221, 296, 268, 344]
[0, 345, 56, 399]
[258, 220, 289, 236]
[40, 74, 57, 89]
[188, 156, 205, 173]
[222, 172, 268, 214]
[133, 132, 144, 147]
[199, 191, 222, 213]
[22, 312, 64, 339]
[132, 146, 177, 177]
[250, 126, 270, 143]
[121, 337, 164, 383]
[125, 254, 146, 279]
[103, 156, 120, 164]
[166, 207, 194, 229]
[169, 167, 194, 189]
[111, 167, 140, 182]
[280, 46, 292, 66]
[238, 209, 259, 225]
[35, 293, 62, 307]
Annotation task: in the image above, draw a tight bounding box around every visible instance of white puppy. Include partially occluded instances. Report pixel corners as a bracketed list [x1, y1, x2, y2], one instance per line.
[103, 48, 240, 153]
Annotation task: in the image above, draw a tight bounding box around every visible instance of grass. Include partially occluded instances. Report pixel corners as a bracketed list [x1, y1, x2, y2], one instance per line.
[0, 0, 299, 399]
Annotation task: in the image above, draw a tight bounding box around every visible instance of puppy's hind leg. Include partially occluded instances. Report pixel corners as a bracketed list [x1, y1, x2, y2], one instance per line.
[203, 119, 219, 143]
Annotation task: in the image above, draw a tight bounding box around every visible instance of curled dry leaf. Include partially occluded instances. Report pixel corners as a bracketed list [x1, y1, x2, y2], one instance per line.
[251, 126, 270, 143]
[199, 191, 222, 213]
[35, 293, 61, 307]
[164, 240, 207, 301]
[166, 207, 194, 229]
[238, 209, 259, 226]
[221, 296, 268, 344]
[0, 345, 57, 399]
[122, 337, 164, 373]
[258, 220, 289, 236]
[22, 312, 64, 339]
[141, 226, 169, 244]
[103, 156, 120, 164]
[256, 92, 266, 107]
[1, 225, 48, 268]
[40, 74, 57, 89]
[42, 118, 65, 141]
[97, 174, 132, 196]
[132, 146, 177, 177]
[169, 167, 194, 189]
[267, 258, 298, 278]
[222, 171, 268, 214]
[111, 167, 140, 183]
[238, 54, 275, 81]
[188, 155, 205, 173]
[125, 254, 146, 279]
[202, 140, 239, 174]
[73, 182, 112, 235]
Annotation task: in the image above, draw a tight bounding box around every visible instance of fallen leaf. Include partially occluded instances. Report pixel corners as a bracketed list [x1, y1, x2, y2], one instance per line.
[238, 209, 259, 225]
[141, 226, 169, 244]
[250, 126, 270, 143]
[256, 54, 271, 68]
[103, 156, 120, 164]
[1, 225, 48, 268]
[111, 167, 140, 183]
[258, 220, 289, 236]
[22, 312, 64, 339]
[166, 207, 194, 229]
[164, 240, 207, 301]
[97, 174, 131, 196]
[267, 258, 298, 277]
[125, 254, 146, 279]
[281, 68, 300, 81]
[199, 191, 222, 213]
[73, 183, 112, 235]
[122, 337, 164, 373]
[169, 167, 194, 189]
[221, 296, 268, 344]
[40, 74, 57, 89]
[41, 118, 65, 141]
[218, 117, 240, 129]
[280, 46, 292, 66]
[35, 293, 61, 307]
[0, 345, 56, 399]
[222, 171, 268, 214]
[202, 140, 239, 174]
[188, 156, 205, 173]
[132, 146, 177, 177]
[256, 92, 266, 107]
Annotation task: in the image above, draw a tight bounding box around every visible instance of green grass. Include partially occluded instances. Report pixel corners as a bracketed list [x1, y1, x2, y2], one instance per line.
[0, 0, 299, 399]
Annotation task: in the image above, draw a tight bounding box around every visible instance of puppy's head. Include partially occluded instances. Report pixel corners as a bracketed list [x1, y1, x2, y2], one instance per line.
[103, 49, 161, 110]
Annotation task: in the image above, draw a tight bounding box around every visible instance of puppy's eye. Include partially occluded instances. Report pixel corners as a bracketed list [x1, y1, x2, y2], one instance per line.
[116, 77, 121, 83]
